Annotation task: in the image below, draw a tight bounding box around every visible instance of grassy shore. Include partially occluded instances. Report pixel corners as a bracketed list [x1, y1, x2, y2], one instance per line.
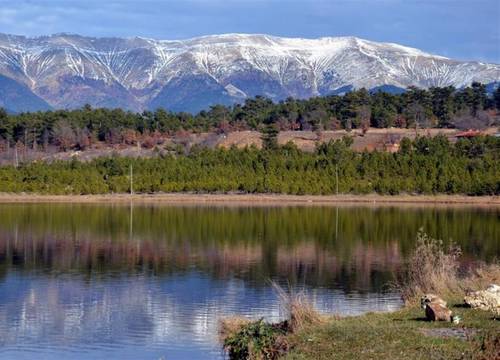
[220, 233, 500, 359]
[221, 297, 500, 360]
[285, 302, 499, 360]
[0, 193, 498, 206]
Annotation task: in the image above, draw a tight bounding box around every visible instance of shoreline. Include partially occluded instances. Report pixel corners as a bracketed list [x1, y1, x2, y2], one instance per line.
[0, 193, 498, 206]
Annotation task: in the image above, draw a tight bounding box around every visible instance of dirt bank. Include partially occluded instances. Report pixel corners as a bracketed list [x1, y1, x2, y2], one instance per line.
[0, 193, 498, 206]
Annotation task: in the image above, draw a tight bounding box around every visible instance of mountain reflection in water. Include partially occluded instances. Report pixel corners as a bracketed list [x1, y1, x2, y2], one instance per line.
[0, 204, 497, 360]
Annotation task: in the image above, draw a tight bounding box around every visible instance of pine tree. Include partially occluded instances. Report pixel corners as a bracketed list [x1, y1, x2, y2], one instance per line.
[261, 124, 279, 150]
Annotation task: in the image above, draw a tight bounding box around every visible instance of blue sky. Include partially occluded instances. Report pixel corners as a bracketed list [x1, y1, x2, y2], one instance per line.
[0, 0, 499, 63]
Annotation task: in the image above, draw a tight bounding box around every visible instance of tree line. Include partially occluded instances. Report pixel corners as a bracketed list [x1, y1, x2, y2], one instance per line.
[0, 135, 497, 195]
[0, 83, 499, 151]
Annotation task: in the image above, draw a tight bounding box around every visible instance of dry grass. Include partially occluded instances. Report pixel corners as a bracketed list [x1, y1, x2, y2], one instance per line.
[398, 229, 500, 305]
[462, 262, 500, 293]
[219, 282, 328, 359]
[219, 316, 252, 342]
[472, 331, 500, 360]
[219, 282, 326, 343]
[271, 281, 327, 333]
[398, 229, 462, 303]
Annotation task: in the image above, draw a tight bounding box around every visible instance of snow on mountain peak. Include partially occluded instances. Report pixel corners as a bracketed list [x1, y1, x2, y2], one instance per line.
[0, 32, 498, 112]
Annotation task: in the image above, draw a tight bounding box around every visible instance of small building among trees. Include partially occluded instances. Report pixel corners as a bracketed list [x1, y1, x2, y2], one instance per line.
[455, 129, 483, 138]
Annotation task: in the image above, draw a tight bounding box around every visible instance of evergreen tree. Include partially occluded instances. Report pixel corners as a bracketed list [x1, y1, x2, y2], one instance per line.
[494, 86, 500, 111]
[261, 124, 279, 150]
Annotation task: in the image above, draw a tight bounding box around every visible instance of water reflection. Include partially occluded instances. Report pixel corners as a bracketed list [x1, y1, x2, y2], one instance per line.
[0, 272, 401, 360]
[0, 204, 497, 359]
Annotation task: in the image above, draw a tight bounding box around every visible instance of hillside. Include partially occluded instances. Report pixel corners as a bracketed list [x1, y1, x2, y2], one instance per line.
[0, 74, 52, 112]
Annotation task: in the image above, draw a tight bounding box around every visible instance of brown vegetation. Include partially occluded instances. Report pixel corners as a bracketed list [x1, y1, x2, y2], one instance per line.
[472, 331, 500, 360]
[398, 230, 462, 303]
[397, 230, 500, 305]
[272, 282, 327, 333]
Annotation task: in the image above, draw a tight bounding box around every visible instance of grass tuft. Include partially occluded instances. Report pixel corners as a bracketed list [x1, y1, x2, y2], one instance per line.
[219, 316, 252, 342]
[397, 229, 462, 304]
[220, 282, 327, 359]
[272, 281, 327, 333]
[396, 229, 500, 307]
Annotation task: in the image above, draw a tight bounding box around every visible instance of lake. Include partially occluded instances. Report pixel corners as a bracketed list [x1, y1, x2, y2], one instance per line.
[0, 203, 498, 359]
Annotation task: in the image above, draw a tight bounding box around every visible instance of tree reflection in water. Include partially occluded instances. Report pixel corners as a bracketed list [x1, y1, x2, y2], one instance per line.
[0, 204, 497, 359]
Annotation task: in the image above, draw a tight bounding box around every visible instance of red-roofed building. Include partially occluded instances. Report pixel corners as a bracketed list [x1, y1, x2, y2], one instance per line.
[455, 129, 482, 138]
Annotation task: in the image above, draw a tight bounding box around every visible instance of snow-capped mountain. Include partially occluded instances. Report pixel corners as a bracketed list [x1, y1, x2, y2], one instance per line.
[0, 33, 498, 113]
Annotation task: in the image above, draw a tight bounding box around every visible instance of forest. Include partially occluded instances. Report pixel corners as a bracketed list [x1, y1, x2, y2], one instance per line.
[0, 135, 497, 195]
[0, 83, 498, 196]
[0, 83, 499, 151]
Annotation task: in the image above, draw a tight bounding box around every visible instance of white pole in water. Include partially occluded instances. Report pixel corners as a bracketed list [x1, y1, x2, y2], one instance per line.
[335, 206, 339, 240]
[129, 201, 133, 241]
[129, 164, 133, 195]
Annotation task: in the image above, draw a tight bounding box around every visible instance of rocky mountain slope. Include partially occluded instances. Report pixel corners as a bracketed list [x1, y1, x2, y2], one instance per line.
[0, 33, 498, 113]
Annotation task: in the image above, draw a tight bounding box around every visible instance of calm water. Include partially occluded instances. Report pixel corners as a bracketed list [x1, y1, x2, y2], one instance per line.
[0, 204, 498, 359]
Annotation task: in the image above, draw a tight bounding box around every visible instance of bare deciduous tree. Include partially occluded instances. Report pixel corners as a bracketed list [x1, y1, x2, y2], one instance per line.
[452, 110, 493, 130]
[53, 121, 76, 151]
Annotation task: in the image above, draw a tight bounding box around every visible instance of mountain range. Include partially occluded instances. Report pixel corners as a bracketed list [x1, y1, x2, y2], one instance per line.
[0, 33, 499, 113]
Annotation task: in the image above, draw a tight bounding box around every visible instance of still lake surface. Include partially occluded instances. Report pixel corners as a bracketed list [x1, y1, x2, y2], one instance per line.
[0, 203, 498, 359]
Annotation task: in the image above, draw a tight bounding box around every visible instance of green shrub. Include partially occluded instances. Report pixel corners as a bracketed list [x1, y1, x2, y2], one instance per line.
[223, 319, 288, 360]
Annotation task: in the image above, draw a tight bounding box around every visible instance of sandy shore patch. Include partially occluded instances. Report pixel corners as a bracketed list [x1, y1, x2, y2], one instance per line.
[0, 193, 498, 206]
